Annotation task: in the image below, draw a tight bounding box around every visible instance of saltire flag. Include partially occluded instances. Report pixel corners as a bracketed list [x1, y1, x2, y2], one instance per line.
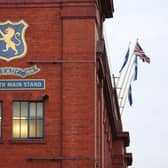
[134, 56, 138, 81]
[134, 42, 150, 63]
[128, 84, 133, 106]
[119, 46, 130, 73]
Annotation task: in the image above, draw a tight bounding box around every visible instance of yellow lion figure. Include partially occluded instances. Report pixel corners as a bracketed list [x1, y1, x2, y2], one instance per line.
[0, 27, 21, 55]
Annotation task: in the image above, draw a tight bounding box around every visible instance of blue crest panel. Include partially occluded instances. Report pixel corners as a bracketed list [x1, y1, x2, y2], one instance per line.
[0, 20, 28, 61]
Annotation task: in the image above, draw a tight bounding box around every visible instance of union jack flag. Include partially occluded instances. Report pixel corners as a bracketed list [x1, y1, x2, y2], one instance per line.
[134, 42, 150, 63]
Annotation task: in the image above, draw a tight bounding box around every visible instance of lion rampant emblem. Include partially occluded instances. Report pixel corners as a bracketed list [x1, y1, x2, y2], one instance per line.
[0, 20, 28, 61]
[0, 27, 21, 55]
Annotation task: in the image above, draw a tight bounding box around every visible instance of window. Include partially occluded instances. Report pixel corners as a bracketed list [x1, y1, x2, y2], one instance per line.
[0, 102, 2, 138]
[12, 101, 44, 139]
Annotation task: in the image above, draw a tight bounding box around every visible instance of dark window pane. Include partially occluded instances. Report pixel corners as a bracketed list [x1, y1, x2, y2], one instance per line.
[13, 102, 20, 118]
[21, 102, 28, 118]
[30, 103, 36, 119]
[13, 120, 20, 138]
[20, 120, 28, 138]
[37, 103, 43, 118]
[37, 120, 43, 137]
[29, 120, 36, 137]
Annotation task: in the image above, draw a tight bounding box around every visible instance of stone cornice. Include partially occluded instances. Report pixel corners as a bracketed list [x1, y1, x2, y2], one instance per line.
[0, 0, 114, 18]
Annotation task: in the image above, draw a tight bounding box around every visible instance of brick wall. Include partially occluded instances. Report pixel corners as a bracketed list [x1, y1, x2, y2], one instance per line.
[0, 1, 131, 168]
[0, 1, 99, 168]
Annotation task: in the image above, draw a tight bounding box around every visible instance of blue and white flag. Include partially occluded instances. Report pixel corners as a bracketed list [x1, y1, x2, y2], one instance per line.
[119, 46, 130, 73]
[134, 56, 138, 81]
[128, 84, 133, 106]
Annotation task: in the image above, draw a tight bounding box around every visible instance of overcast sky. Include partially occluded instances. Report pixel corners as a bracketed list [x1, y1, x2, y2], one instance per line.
[104, 0, 168, 167]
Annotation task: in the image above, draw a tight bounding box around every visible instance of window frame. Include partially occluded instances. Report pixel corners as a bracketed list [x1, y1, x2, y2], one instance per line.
[12, 101, 44, 140]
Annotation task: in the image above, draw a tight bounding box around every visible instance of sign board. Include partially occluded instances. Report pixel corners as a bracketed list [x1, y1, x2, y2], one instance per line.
[0, 79, 45, 90]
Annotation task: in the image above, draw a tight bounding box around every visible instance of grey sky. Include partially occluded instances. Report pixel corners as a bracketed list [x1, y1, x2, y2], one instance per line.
[104, 0, 168, 167]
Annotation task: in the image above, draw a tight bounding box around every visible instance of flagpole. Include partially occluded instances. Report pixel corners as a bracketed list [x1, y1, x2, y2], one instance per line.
[118, 39, 138, 114]
[118, 52, 134, 100]
[120, 74, 134, 115]
[119, 50, 138, 107]
[119, 63, 134, 107]
[118, 39, 138, 100]
[118, 48, 133, 97]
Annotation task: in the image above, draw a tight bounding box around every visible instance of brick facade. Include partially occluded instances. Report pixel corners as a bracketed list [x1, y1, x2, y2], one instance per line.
[0, 1, 132, 168]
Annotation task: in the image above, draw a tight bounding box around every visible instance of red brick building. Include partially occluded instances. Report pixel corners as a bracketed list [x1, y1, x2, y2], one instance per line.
[0, 0, 132, 168]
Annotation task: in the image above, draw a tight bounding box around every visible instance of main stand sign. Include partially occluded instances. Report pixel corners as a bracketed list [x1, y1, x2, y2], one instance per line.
[0, 79, 45, 90]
